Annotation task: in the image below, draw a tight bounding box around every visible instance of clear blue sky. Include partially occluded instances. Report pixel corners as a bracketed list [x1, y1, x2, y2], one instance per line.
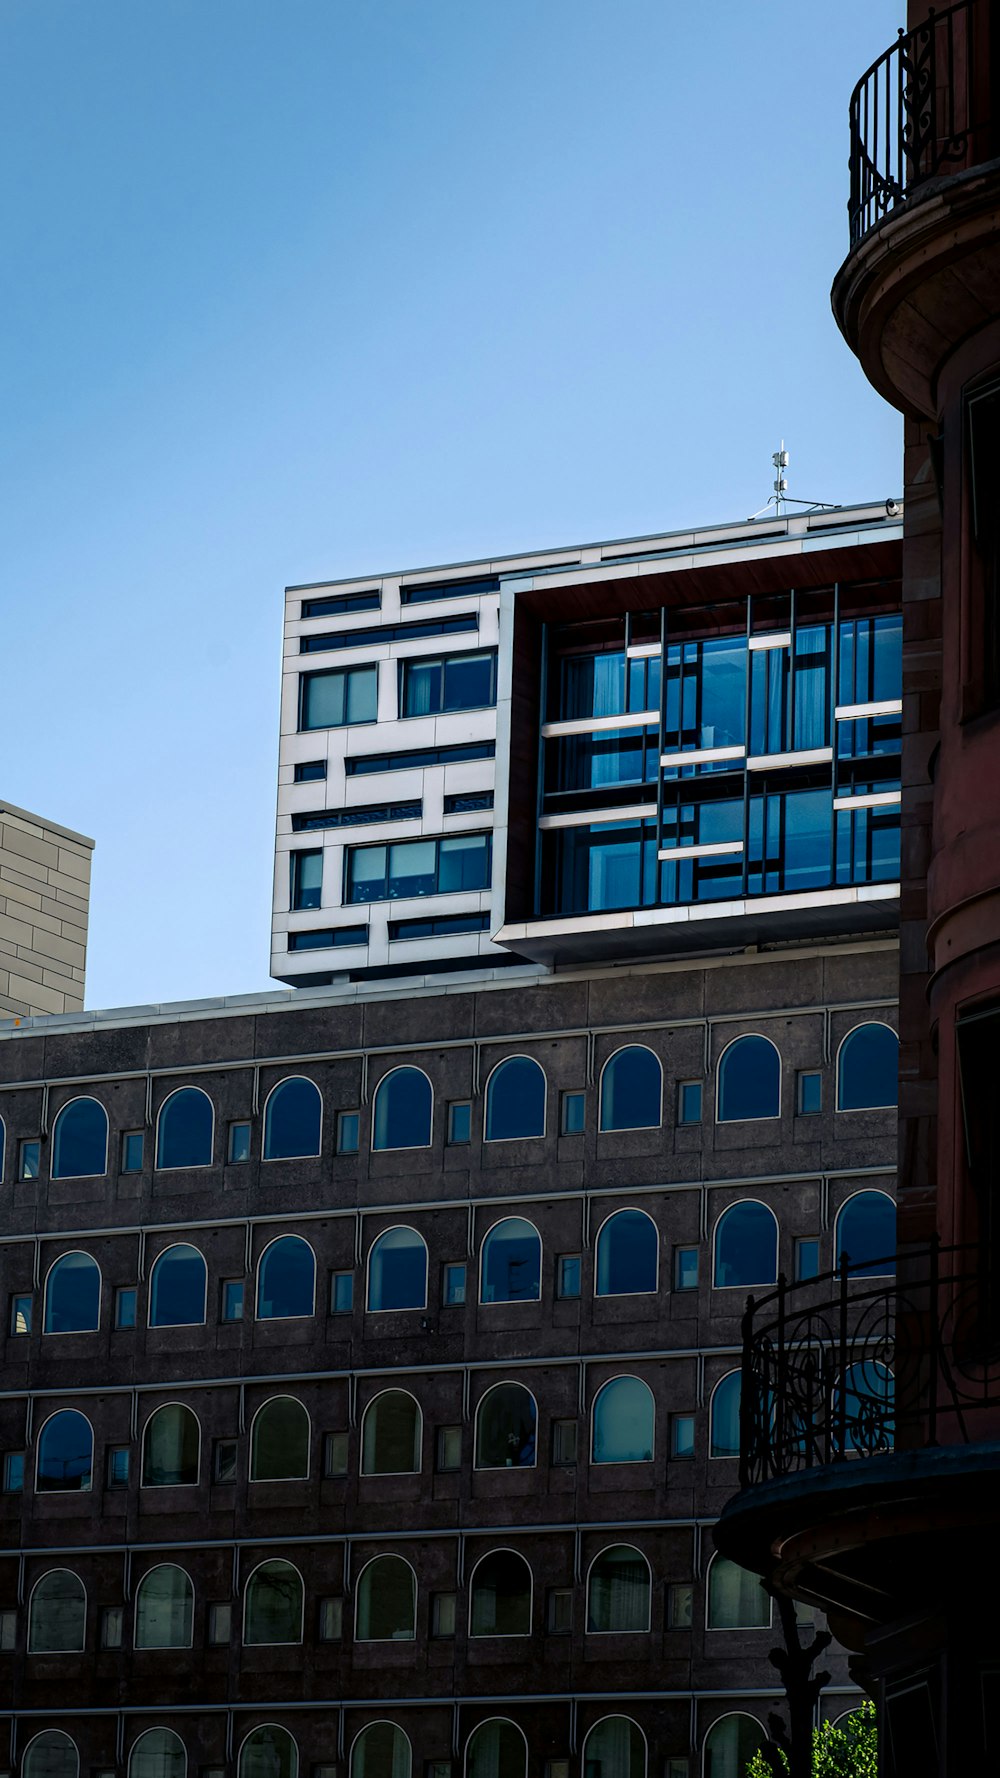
[1, 0, 902, 1010]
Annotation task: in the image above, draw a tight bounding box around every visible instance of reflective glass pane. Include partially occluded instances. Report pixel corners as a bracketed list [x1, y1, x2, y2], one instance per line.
[595, 1211, 658, 1297]
[23, 1732, 79, 1778]
[717, 1036, 780, 1121]
[51, 1099, 108, 1179]
[264, 1077, 322, 1159]
[437, 832, 491, 892]
[485, 1057, 545, 1140]
[156, 1088, 213, 1169]
[143, 1404, 199, 1486]
[592, 1378, 654, 1463]
[470, 1552, 531, 1636]
[349, 845, 388, 901]
[129, 1732, 186, 1778]
[702, 1716, 766, 1778]
[367, 1228, 427, 1310]
[372, 1068, 432, 1149]
[707, 1559, 770, 1629]
[149, 1245, 206, 1327]
[714, 1203, 778, 1288]
[480, 1218, 541, 1303]
[710, 1374, 741, 1456]
[600, 1047, 661, 1131]
[44, 1253, 101, 1334]
[244, 1561, 303, 1643]
[387, 840, 436, 899]
[466, 1722, 526, 1778]
[251, 1398, 310, 1480]
[361, 1391, 421, 1474]
[135, 1566, 194, 1648]
[838, 1024, 898, 1110]
[28, 1573, 86, 1652]
[442, 653, 495, 711]
[835, 1192, 896, 1277]
[587, 1547, 649, 1632]
[239, 1728, 298, 1778]
[475, 1384, 536, 1468]
[356, 1557, 415, 1640]
[581, 1718, 645, 1778]
[37, 1411, 93, 1492]
[256, 1238, 315, 1319]
[350, 1724, 411, 1778]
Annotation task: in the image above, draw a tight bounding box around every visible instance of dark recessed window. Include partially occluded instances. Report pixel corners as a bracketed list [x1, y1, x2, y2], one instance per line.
[671, 1414, 695, 1459]
[714, 1202, 778, 1288]
[400, 575, 500, 605]
[431, 1593, 457, 1637]
[301, 590, 380, 619]
[318, 1596, 343, 1640]
[443, 791, 494, 815]
[121, 1130, 144, 1173]
[556, 1254, 581, 1299]
[346, 740, 496, 776]
[106, 1446, 130, 1488]
[677, 1081, 702, 1126]
[435, 1425, 462, 1471]
[299, 664, 377, 731]
[674, 1246, 699, 1291]
[838, 1023, 898, 1110]
[443, 1263, 466, 1306]
[293, 759, 327, 783]
[335, 1110, 360, 1154]
[207, 1602, 232, 1644]
[323, 1431, 349, 1477]
[221, 1280, 244, 1322]
[18, 1141, 40, 1182]
[114, 1287, 137, 1330]
[560, 1091, 585, 1135]
[551, 1419, 578, 1466]
[546, 1588, 573, 1633]
[447, 1102, 471, 1145]
[400, 650, 496, 717]
[717, 1035, 781, 1121]
[300, 613, 477, 652]
[795, 1237, 820, 1281]
[290, 850, 323, 909]
[292, 800, 421, 833]
[288, 926, 367, 951]
[330, 1271, 354, 1314]
[9, 1295, 30, 1336]
[2, 1453, 23, 1494]
[347, 833, 491, 904]
[228, 1120, 252, 1163]
[213, 1439, 237, 1484]
[388, 912, 490, 941]
[798, 1071, 823, 1115]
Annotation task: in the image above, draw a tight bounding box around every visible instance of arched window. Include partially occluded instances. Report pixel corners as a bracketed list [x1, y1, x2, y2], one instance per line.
[586, 1546, 651, 1633]
[581, 1718, 647, 1778]
[592, 1376, 655, 1463]
[51, 1097, 108, 1179]
[263, 1076, 322, 1160]
[134, 1564, 194, 1648]
[835, 1191, 896, 1277]
[360, 1390, 421, 1475]
[484, 1056, 546, 1141]
[238, 1729, 298, 1778]
[366, 1227, 427, 1312]
[595, 1209, 658, 1297]
[372, 1068, 432, 1151]
[702, 1714, 766, 1778]
[155, 1087, 214, 1169]
[36, 1409, 93, 1492]
[465, 1723, 526, 1778]
[349, 1724, 412, 1778]
[717, 1035, 780, 1122]
[355, 1555, 416, 1641]
[22, 1732, 80, 1778]
[256, 1235, 316, 1319]
[128, 1732, 186, 1778]
[43, 1251, 101, 1334]
[599, 1047, 662, 1132]
[28, 1570, 86, 1653]
[707, 1556, 771, 1629]
[148, 1243, 207, 1327]
[479, 1217, 542, 1304]
[142, 1403, 200, 1487]
[713, 1201, 778, 1289]
[469, 1549, 532, 1637]
[250, 1397, 310, 1481]
[710, 1372, 741, 1458]
[837, 1023, 898, 1111]
[474, 1383, 537, 1469]
[835, 1361, 894, 1456]
[244, 1559, 304, 1644]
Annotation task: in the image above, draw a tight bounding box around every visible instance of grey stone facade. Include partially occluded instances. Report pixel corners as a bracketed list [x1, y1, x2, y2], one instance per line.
[0, 802, 93, 1019]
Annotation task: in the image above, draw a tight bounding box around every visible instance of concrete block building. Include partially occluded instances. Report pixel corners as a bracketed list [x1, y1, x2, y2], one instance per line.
[0, 802, 93, 1019]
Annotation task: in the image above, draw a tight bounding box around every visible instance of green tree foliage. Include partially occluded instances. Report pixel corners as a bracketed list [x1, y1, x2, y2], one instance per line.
[746, 1701, 877, 1778]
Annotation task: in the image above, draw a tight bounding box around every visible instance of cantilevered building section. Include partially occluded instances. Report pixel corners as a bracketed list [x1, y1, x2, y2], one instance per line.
[0, 801, 93, 1018]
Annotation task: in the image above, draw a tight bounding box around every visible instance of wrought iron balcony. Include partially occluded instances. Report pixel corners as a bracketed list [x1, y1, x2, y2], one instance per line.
[849, 1, 993, 245]
[737, 1241, 1000, 1487]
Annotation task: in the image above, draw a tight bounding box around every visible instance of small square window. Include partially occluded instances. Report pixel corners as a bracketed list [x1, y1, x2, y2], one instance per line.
[797, 1071, 822, 1115]
[228, 1121, 252, 1163]
[100, 1605, 124, 1649]
[670, 1414, 695, 1459]
[551, 1418, 577, 1466]
[674, 1246, 699, 1291]
[336, 1111, 360, 1155]
[795, 1238, 820, 1282]
[18, 1141, 40, 1182]
[330, 1271, 354, 1314]
[435, 1426, 462, 1472]
[318, 1596, 343, 1641]
[0, 1610, 15, 1651]
[115, 1288, 137, 1330]
[447, 1102, 471, 1145]
[213, 1439, 237, 1484]
[547, 1588, 573, 1634]
[443, 1264, 466, 1307]
[221, 1280, 244, 1323]
[9, 1296, 30, 1337]
[3, 1454, 23, 1494]
[556, 1254, 581, 1300]
[560, 1091, 585, 1135]
[425, 1765, 452, 1778]
[207, 1601, 231, 1645]
[666, 1763, 691, 1778]
[106, 1447, 130, 1488]
[677, 1081, 702, 1125]
[667, 1583, 693, 1629]
[121, 1131, 144, 1173]
[323, 1431, 349, 1477]
[545, 1762, 570, 1778]
[431, 1592, 456, 1638]
[294, 760, 327, 783]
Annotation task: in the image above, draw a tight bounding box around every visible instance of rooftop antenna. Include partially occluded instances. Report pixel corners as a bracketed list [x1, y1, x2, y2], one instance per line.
[748, 442, 840, 521]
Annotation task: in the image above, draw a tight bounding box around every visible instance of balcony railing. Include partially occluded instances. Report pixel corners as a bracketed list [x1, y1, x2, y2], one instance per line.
[738, 1240, 1000, 1487]
[849, 1, 991, 245]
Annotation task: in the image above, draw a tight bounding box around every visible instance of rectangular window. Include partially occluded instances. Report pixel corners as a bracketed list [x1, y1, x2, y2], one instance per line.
[302, 613, 477, 653]
[228, 1120, 252, 1163]
[292, 800, 421, 833]
[221, 1280, 244, 1323]
[0, 1610, 15, 1651]
[797, 1071, 822, 1115]
[301, 589, 380, 618]
[400, 650, 497, 717]
[546, 1588, 573, 1634]
[100, 1606, 124, 1650]
[443, 1264, 466, 1307]
[556, 1255, 581, 1300]
[121, 1130, 144, 1172]
[671, 1414, 695, 1459]
[293, 759, 327, 782]
[443, 791, 494, 815]
[545, 1762, 570, 1778]
[207, 1602, 231, 1645]
[677, 1081, 702, 1125]
[299, 664, 377, 731]
[674, 1246, 699, 1291]
[426, 1764, 454, 1778]
[213, 1439, 237, 1483]
[335, 1111, 360, 1154]
[324, 1431, 349, 1477]
[18, 1141, 39, 1182]
[447, 1103, 471, 1144]
[551, 1418, 578, 1465]
[291, 849, 323, 910]
[795, 1238, 820, 1282]
[347, 832, 492, 904]
[389, 912, 490, 942]
[560, 1091, 585, 1135]
[330, 1271, 354, 1314]
[431, 1592, 457, 1638]
[3, 1454, 24, 1494]
[348, 740, 495, 777]
[106, 1447, 130, 1488]
[666, 1763, 690, 1778]
[115, 1288, 137, 1330]
[9, 1296, 30, 1337]
[288, 926, 367, 952]
[318, 1596, 343, 1641]
[401, 575, 499, 605]
[436, 1426, 462, 1472]
[667, 1583, 693, 1629]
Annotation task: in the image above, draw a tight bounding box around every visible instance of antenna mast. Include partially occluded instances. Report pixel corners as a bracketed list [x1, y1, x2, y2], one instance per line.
[748, 443, 839, 521]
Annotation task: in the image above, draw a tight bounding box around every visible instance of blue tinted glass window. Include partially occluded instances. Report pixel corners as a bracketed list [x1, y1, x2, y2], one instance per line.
[717, 1035, 781, 1121]
[599, 1046, 661, 1131]
[436, 832, 491, 892]
[792, 624, 831, 750]
[372, 1068, 432, 1150]
[332, 1271, 354, 1313]
[115, 1287, 137, 1329]
[19, 1141, 40, 1181]
[475, 1383, 536, 1468]
[834, 802, 900, 885]
[401, 651, 496, 716]
[798, 1072, 822, 1115]
[222, 1280, 244, 1321]
[448, 1102, 471, 1144]
[835, 1192, 896, 1277]
[51, 1098, 108, 1179]
[228, 1121, 251, 1163]
[678, 1081, 702, 1125]
[749, 644, 790, 755]
[558, 651, 628, 721]
[122, 1131, 144, 1173]
[838, 614, 902, 706]
[256, 1237, 315, 1319]
[544, 821, 658, 917]
[561, 1091, 585, 1134]
[480, 1218, 541, 1303]
[838, 1023, 898, 1109]
[710, 1372, 741, 1456]
[367, 1227, 428, 1311]
[714, 1202, 778, 1288]
[156, 1088, 214, 1169]
[44, 1253, 101, 1334]
[674, 1246, 699, 1290]
[293, 760, 327, 782]
[149, 1244, 207, 1327]
[592, 1376, 655, 1463]
[795, 1238, 820, 1281]
[835, 1360, 894, 1455]
[747, 787, 832, 895]
[485, 1057, 545, 1141]
[664, 635, 747, 752]
[336, 1111, 360, 1154]
[37, 1410, 93, 1491]
[264, 1077, 322, 1160]
[558, 1254, 581, 1298]
[546, 727, 658, 792]
[290, 851, 323, 910]
[443, 1262, 466, 1306]
[0, 1119, 4, 1181]
[300, 665, 377, 730]
[595, 1210, 658, 1297]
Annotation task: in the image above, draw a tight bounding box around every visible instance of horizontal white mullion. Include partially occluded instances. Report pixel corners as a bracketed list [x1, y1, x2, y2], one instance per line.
[539, 803, 656, 830]
[833, 791, 902, 811]
[540, 711, 659, 739]
[747, 631, 791, 651]
[745, 747, 833, 771]
[625, 642, 661, 659]
[657, 840, 745, 861]
[834, 699, 903, 721]
[660, 744, 745, 769]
